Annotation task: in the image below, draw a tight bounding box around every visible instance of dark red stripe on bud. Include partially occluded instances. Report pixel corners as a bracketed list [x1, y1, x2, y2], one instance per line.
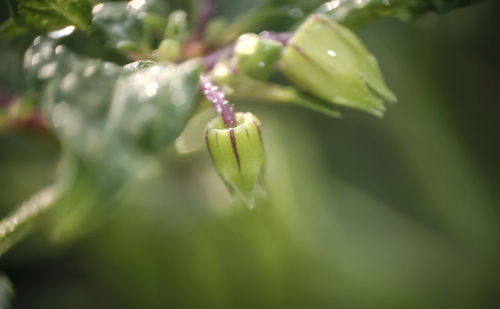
[229, 128, 240, 170]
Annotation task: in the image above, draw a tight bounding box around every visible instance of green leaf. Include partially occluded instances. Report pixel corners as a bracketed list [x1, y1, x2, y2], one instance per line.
[0, 18, 31, 38]
[123, 60, 157, 71]
[220, 0, 325, 42]
[57, 29, 130, 65]
[24, 35, 201, 194]
[220, 0, 486, 43]
[91, 0, 169, 54]
[19, 36, 201, 242]
[314, 0, 486, 29]
[110, 59, 202, 153]
[0, 274, 14, 308]
[25, 36, 201, 166]
[426, 0, 484, 13]
[0, 0, 92, 37]
[0, 40, 27, 93]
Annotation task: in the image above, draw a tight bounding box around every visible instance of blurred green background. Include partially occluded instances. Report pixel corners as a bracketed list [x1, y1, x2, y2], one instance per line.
[1, 0, 500, 308]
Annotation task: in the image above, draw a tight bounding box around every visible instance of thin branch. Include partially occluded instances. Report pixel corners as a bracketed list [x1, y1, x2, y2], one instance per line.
[259, 31, 293, 45]
[193, 0, 217, 41]
[200, 74, 235, 127]
[203, 44, 233, 70]
[0, 182, 65, 255]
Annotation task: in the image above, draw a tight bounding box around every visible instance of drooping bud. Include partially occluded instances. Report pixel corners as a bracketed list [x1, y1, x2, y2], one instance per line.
[205, 112, 265, 206]
[280, 14, 397, 117]
[234, 33, 282, 80]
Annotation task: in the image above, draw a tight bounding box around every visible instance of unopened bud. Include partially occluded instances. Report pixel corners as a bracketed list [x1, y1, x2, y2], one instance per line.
[205, 112, 265, 206]
[234, 33, 282, 80]
[281, 14, 397, 117]
[164, 10, 189, 42]
[157, 39, 181, 62]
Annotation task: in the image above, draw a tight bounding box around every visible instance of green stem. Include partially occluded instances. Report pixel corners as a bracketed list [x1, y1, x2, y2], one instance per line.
[4, 0, 14, 19]
[48, 1, 89, 32]
[0, 152, 77, 255]
[228, 76, 341, 117]
[315, 0, 417, 30]
[222, 0, 484, 42]
[316, 0, 485, 29]
[0, 183, 64, 255]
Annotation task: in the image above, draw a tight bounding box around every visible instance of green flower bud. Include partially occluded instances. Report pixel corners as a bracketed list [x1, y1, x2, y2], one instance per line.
[205, 112, 265, 206]
[211, 62, 232, 86]
[281, 14, 397, 117]
[204, 17, 230, 46]
[157, 39, 181, 62]
[164, 10, 189, 42]
[234, 33, 282, 80]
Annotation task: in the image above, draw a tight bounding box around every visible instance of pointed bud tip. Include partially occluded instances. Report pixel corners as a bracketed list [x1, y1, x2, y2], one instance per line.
[281, 14, 397, 116]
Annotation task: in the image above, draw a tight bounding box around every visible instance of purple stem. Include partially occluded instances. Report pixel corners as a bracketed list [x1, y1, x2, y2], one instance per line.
[193, 0, 217, 41]
[200, 74, 236, 128]
[259, 31, 293, 45]
[199, 30, 293, 125]
[0, 89, 14, 107]
[203, 44, 234, 70]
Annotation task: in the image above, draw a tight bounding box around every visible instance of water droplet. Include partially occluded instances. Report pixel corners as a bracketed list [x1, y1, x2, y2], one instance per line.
[145, 81, 158, 97]
[55, 45, 64, 55]
[239, 34, 250, 41]
[149, 65, 161, 76]
[116, 40, 134, 50]
[172, 79, 186, 106]
[246, 197, 255, 210]
[127, 0, 146, 10]
[40, 44, 52, 58]
[327, 50, 337, 57]
[323, 0, 340, 10]
[52, 102, 69, 128]
[104, 63, 115, 73]
[62, 73, 77, 91]
[213, 63, 230, 78]
[48, 25, 75, 39]
[92, 3, 104, 14]
[83, 65, 97, 77]
[288, 8, 303, 19]
[31, 53, 40, 66]
[38, 62, 57, 79]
